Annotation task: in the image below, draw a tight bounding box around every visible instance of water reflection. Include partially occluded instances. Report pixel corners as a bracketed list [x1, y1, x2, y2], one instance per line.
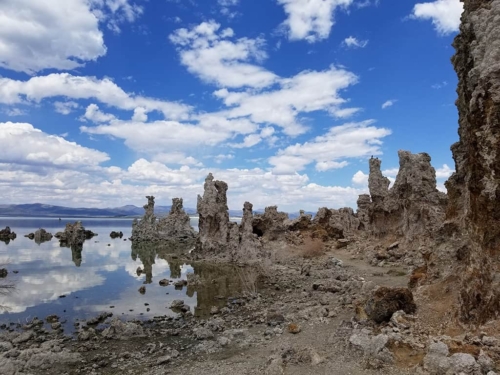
[0, 218, 246, 331]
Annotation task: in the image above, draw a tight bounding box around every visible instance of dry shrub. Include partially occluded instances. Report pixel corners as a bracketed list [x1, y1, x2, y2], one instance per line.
[300, 238, 325, 259]
[237, 267, 259, 297]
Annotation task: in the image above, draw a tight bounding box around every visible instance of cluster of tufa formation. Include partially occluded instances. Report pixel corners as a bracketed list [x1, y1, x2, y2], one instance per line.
[367, 152, 447, 246]
[195, 173, 263, 263]
[0, 227, 16, 243]
[25, 229, 53, 244]
[445, 0, 500, 324]
[55, 222, 96, 248]
[131, 197, 196, 242]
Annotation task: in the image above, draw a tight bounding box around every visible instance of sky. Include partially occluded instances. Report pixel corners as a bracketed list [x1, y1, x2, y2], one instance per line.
[0, 0, 463, 212]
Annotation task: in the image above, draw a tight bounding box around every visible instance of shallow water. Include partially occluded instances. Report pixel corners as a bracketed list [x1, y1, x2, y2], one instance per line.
[0, 217, 243, 332]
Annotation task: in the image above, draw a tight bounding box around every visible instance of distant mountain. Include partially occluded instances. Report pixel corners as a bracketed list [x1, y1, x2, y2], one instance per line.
[0, 203, 314, 218]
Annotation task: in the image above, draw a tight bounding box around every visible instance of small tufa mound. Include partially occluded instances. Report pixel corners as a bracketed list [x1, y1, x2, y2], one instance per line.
[0, 226, 16, 243]
[364, 287, 416, 324]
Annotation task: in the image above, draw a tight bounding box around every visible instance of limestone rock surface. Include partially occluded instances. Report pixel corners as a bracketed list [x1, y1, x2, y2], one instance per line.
[131, 197, 196, 242]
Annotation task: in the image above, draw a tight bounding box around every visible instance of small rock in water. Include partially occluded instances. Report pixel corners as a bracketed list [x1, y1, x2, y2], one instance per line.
[138, 286, 146, 294]
[159, 279, 169, 286]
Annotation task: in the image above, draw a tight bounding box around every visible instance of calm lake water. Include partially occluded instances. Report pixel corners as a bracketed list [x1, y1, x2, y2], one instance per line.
[0, 217, 242, 332]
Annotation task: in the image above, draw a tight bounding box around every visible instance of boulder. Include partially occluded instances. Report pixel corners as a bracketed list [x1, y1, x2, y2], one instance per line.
[364, 287, 416, 323]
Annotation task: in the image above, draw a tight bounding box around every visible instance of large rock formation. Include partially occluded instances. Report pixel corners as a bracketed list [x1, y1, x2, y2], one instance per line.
[367, 152, 447, 245]
[252, 206, 289, 241]
[131, 197, 196, 242]
[55, 222, 95, 248]
[196, 174, 231, 256]
[195, 173, 263, 262]
[446, 0, 500, 323]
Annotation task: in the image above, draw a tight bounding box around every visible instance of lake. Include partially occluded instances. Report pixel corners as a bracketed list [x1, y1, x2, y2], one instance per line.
[0, 217, 242, 332]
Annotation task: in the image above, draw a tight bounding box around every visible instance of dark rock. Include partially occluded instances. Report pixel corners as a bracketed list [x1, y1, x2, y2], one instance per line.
[364, 287, 416, 323]
[110, 231, 123, 239]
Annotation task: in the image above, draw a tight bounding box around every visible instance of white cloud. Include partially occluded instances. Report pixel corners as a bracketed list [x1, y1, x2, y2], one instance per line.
[3, 107, 27, 116]
[352, 170, 368, 185]
[269, 120, 391, 174]
[0, 1, 143, 74]
[436, 163, 454, 179]
[0, 0, 107, 74]
[82, 104, 117, 123]
[0, 122, 109, 167]
[343, 36, 369, 48]
[431, 81, 448, 89]
[90, 0, 144, 34]
[382, 100, 396, 109]
[277, 0, 353, 43]
[81, 119, 244, 153]
[132, 107, 148, 122]
[170, 21, 278, 88]
[218, 0, 240, 18]
[0, 73, 190, 120]
[213, 154, 235, 164]
[153, 152, 203, 167]
[54, 101, 80, 115]
[411, 0, 463, 35]
[215, 66, 359, 136]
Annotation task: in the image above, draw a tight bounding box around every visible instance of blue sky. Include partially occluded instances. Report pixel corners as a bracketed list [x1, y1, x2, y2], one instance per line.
[0, 0, 463, 211]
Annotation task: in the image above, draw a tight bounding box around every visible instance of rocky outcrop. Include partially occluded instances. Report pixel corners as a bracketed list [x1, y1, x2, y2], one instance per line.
[26, 229, 53, 244]
[55, 222, 95, 248]
[446, 0, 500, 323]
[286, 210, 312, 232]
[252, 206, 289, 241]
[195, 173, 263, 263]
[157, 198, 197, 239]
[131, 197, 196, 242]
[364, 287, 416, 324]
[0, 227, 16, 243]
[311, 207, 361, 240]
[110, 231, 123, 239]
[195, 173, 231, 258]
[366, 152, 447, 245]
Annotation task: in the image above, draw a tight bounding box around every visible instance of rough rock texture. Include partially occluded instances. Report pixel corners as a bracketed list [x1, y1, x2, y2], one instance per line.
[446, 0, 500, 323]
[311, 207, 361, 240]
[131, 197, 196, 241]
[364, 287, 417, 324]
[252, 206, 289, 241]
[33, 229, 53, 244]
[158, 198, 197, 239]
[286, 210, 312, 232]
[196, 174, 231, 257]
[0, 227, 16, 243]
[55, 222, 95, 249]
[195, 173, 264, 263]
[234, 202, 263, 262]
[366, 152, 447, 257]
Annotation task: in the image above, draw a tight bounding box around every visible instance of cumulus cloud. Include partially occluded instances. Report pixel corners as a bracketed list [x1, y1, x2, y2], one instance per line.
[382, 100, 396, 109]
[81, 104, 117, 123]
[352, 170, 368, 185]
[0, 73, 190, 120]
[54, 101, 80, 115]
[170, 21, 278, 88]
[277, 0, 353, 43]
[436, 163, 454, 178]
[269, 120, 391, 174]
[411, 0, 463, 35]
[215, 66, 359, 136]
[0, 0, 106, 74]
[90, 0, 144, 33]
[343, 36, 369, 48]
[0, 122, 109, 167]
